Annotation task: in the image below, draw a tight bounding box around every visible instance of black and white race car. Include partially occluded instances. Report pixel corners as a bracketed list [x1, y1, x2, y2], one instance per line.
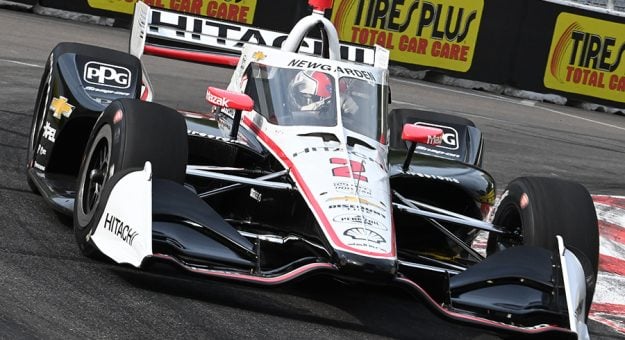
[26, 1, 598, 338]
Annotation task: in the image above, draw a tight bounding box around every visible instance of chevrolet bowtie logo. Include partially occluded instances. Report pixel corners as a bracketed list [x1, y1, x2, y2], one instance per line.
[252, 51, 266, 61]
[50, 96, 75, 120]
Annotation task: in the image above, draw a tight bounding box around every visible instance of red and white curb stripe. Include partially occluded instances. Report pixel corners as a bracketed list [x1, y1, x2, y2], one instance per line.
[590, 195, 625, 335]
[472, 195, 625, 335]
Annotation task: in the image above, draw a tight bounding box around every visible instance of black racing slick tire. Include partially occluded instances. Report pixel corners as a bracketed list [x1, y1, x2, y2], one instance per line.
[487, 176, 599, 317]
[73, 99, 187, 257]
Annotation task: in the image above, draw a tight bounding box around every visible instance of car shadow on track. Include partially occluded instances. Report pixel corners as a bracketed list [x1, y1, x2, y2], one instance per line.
[109, 263, 504, 340]
[20, 195, 624, 339]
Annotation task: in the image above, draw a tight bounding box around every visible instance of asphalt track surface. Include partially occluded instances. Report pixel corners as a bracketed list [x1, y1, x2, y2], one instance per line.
[1, 8, 624, 340]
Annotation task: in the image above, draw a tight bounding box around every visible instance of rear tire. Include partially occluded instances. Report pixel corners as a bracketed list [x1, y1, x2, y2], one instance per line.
[73, 99, 187, 258]
[488, 176, 599, 317]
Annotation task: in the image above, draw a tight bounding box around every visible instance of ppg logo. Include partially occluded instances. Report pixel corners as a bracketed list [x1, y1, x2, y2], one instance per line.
[84, 62, 131, 89]
[415, 122, 459, 150]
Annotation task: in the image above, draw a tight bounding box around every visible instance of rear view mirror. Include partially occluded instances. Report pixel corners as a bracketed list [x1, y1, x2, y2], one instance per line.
[206, 87, 254, 111]
[206, 87, 254, 140]
[401, 123, 444, 172]
[401, 123, 444, 146]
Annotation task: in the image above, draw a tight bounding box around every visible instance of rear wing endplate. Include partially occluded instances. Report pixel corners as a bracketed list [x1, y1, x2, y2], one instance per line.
[129, 2, 380, 67]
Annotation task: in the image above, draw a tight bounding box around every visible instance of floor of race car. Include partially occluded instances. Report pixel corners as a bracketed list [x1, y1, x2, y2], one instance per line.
[1, 6, 624, 339]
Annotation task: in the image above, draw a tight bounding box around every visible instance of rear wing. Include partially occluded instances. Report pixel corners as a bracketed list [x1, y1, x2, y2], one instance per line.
[129, 2, 378, 67]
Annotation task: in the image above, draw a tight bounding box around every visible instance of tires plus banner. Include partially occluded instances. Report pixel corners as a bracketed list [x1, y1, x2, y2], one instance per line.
[87, 0, 258, 24]
[331, 0, 484, 72]
[545, 12, 625, 103]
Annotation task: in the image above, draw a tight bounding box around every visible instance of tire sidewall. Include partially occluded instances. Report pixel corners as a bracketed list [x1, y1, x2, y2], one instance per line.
[73, 102, 127, 254]
[75, 124, 113, 229]
[72, 99, 187, 255]
[494, 182, 538, 246]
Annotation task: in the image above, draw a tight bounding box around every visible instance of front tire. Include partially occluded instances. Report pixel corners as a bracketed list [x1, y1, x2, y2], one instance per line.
[73, 99, 187, 257]
[487, 176, 599, 317]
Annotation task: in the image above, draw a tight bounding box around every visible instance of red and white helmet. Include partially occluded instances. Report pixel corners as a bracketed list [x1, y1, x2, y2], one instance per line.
[288, 71, 333, 112]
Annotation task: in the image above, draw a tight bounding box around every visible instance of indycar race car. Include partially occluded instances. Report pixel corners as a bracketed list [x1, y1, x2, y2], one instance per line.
[26, 1, 599, 338]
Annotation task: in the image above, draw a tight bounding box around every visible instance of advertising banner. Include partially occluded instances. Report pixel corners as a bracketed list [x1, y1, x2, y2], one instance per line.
[87, 0, 258, 24]
[330, 0, 484, 72]
[545, 12, 625, 103]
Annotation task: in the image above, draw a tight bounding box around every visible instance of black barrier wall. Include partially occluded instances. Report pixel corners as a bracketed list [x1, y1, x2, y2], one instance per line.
[33, 0, 625, 108]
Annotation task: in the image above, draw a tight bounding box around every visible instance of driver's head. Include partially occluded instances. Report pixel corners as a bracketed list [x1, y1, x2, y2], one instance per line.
[288, 71, 333, 112]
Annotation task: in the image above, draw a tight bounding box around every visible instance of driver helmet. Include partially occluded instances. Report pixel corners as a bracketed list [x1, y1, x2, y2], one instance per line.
[288, 71, 333, 112]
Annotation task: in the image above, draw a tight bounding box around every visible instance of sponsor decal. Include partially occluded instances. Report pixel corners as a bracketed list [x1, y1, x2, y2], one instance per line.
[33, 161, 45, 171]
[333, 180, 372, 197]
[292, 147, 387, 171]
[326, 195, 382, 210]
[84, 61, 131, 89]
[249, 188, 262, 202]
[343, 227, 386, 244]
[330, 157, 368, 182]
[406, 171, 460, 183]
[328, 203, 387, 219]
[36, 145, 46, 156]
[149, 10, 373, 64]
[333, 213, 387, 230]
[88, 0, 258, 24]
[414, 122, 458, 150]
[103, 213, 139, 246]
[188, 129, 219, 139]
[94, 98, 113, 106]
[84, 86, 131, 97]
[50, 96, 74, 120]
[427, 134, 442, 145]
[287, 59, 376, 81]
[335, 66, 376, 81]
[252, 51, 266, 61]
[415, 144, 460, 158]
[292, 146, 342, 157]
[206, 90, 230, 107]
[545, 13, 625, 103]
[42, 121, 56, 143]
[187, 129, 248, 145]
[331, 0, 484, 72]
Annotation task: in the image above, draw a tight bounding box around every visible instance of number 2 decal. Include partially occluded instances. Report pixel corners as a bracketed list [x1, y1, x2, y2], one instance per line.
[330, 158, 368, 182]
